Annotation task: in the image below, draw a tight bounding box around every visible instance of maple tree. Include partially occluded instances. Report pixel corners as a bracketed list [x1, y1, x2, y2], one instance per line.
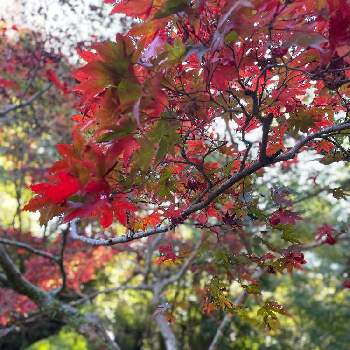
[1, 1, 350, 349]
[24, 0, 350, 239]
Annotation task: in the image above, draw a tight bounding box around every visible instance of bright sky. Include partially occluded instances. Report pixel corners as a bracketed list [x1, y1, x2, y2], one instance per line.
[0, 0, 121, 58]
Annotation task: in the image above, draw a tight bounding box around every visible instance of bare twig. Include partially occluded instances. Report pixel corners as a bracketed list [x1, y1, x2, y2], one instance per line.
[0, 85, 51, 120]
[56, 228, 69, 294]
[0, 237, 59, 262]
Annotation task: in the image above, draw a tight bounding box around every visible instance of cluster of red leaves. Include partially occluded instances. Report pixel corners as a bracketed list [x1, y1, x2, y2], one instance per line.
[283, 251, 307, 273]
[2, 1, 348, 336]
[0, 24, 70, 98]
[0, 290, 35, 327]
[23, 0, 350, 238]
[316, 224, 337, 245]
[0, 231, 113, 326]
[155, 244, 178, 264]
[269, 209, 302, 226]
[46, 69, 69, 94]
[25, 242, 113, 292]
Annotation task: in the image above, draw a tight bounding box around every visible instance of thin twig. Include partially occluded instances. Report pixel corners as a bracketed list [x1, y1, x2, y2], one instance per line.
[0, 237, 59, 262]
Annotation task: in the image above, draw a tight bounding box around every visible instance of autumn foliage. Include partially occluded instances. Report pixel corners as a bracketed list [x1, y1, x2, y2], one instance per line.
[1, 1, 350, 349]
[25, 0, 350, 236]
[23, 0, 350, 322]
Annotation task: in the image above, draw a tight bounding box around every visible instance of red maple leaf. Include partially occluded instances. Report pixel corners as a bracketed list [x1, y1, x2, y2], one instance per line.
[142, 212, 161, 229]
[284, 251, 307, 272]
[112, 196, 137, 226]
[269, 208, 302, 226]
[155, 244, 177, 264]
[316, 224, 337, 245]
[328, 0, 350, 50]
[28, 172, 80, 205]
[46, 69, 69, 94]
[108, 0, 153, 19]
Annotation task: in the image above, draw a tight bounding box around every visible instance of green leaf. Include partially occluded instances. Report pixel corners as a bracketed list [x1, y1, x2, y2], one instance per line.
[130, 116, 179, 176]
[330, 187, 349, 199]
[242, 284, 261, 295]
[222, 160, 233, 176]
[133, 140, 154, 171]
[117, 79, 142, 110]
[224, 31, 239, 44]
[158, 168, 176, 198]
[233, 255, 251, 265]
[166, 38, 186, 63]
[278, 224, 301, 244]
[270, 258, 286, 273]
[97, 120, 136, 142]
[267, 317, 281, 330]
[208, 278, 234, 310]
[93, 40, 132, 78]
[154, 0, 189, 19]
[288, 110, 315, 134]
[247, 205, 267, 220]
[150, 117, 180, 162]
[213, 248, 232, 269]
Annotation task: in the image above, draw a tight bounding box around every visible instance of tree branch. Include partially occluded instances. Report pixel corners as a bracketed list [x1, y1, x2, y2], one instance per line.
[0, 245, 50, 304]
[275, 122, 350, 162]
[0, 245, 122, 350]
[56, 228, 68, 294]
[259, 114, 273, 161]
[0, 85, 51, 120]
[0, 272, 9, 287]
[0, 237, 59, 263]
[153, 310, 178, 350]
[70, 122, 350, 246]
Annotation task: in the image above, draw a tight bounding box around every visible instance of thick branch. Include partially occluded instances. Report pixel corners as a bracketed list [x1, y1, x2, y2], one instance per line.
[275, 122, 350, 162]
[152, 285, 178, 350]
[0, 315, 63, 350]
[0, 245, 49, 304]
[0, 245, 121, 350]
[259, 114, 273, 161]
[0, 272, 9, 287]
[154, 311, 178, 350]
